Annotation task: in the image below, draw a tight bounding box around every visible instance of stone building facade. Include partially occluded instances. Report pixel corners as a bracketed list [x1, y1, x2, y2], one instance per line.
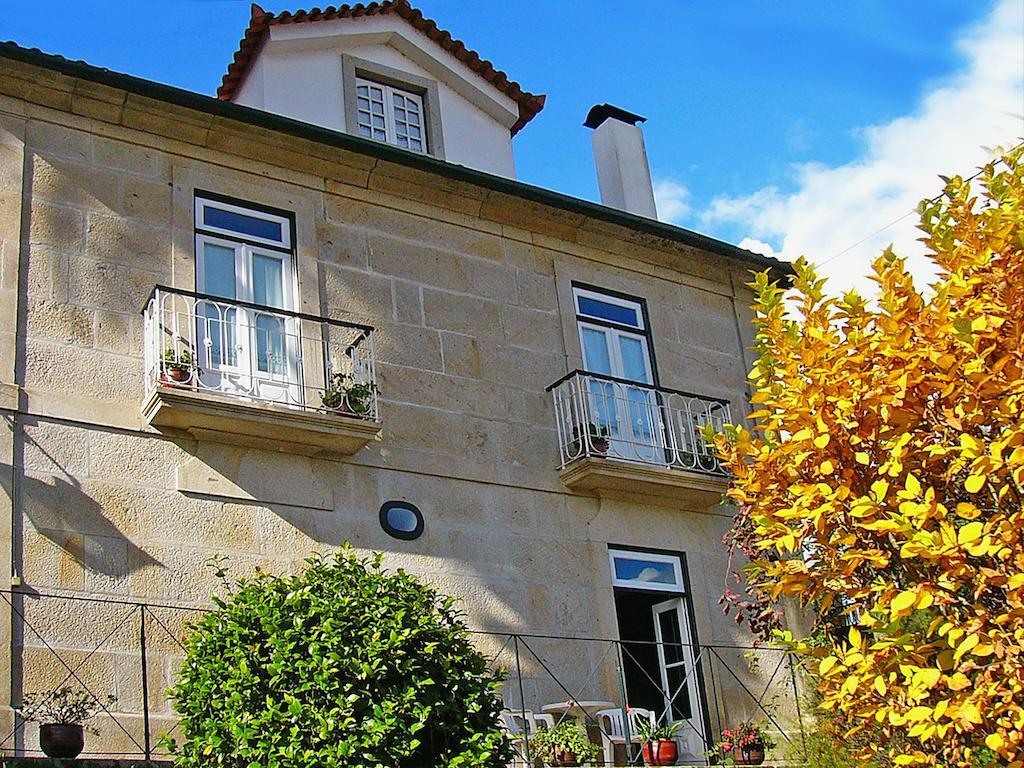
[0, 6, 795, 764]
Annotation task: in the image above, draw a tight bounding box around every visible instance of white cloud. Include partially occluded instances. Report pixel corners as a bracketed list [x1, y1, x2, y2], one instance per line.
[738, 238, 779, 258]
[653, 179, 692, 222]
[701, 0, 1024, 296]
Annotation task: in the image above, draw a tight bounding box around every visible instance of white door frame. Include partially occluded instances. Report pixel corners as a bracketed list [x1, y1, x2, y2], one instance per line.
[651, 597, 705, 747]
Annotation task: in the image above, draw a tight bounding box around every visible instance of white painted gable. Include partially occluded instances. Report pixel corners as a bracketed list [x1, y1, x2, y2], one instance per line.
[233, 14, 520, 178]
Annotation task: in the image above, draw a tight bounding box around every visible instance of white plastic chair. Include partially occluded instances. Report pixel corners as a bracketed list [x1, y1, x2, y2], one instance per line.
[595, 707, 656, 766]
[501, 708, 555, 737]
[501, 710, 556, 767]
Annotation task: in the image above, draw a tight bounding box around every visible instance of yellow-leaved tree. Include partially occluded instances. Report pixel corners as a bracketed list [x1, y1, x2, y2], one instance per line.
[715, 145, 1024, 767]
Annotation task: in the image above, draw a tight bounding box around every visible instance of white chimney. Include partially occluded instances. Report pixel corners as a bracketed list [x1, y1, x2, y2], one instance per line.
[585, 104, 658, 219]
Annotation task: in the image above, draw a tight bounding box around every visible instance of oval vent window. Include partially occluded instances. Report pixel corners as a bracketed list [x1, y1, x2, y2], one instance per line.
[379, 501, 424, 540]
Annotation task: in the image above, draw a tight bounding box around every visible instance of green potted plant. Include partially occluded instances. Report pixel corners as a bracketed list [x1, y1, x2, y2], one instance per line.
[320, 372, 378, 417]
[636, 718, 681, 765]
[160, 347, 201, 384]
[571, 422, 610, 457]
[707, 723, 776, 766]
[531, 721, 600, 766]
[20, 687, 115, 759]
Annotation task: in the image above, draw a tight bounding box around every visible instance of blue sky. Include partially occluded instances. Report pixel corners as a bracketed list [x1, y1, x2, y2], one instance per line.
[2, 1, 1021, 292]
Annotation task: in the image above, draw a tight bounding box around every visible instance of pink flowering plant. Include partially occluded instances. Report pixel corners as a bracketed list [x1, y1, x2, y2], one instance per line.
[706, 722, 776, 762]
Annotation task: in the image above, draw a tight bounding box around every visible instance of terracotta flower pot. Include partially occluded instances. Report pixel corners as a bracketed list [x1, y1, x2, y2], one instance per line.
[39, 723, 84, 759]
[643, 738, 678, 765]
[732, 742, 766, 765]
[161, 366, 191, 384]
[548, 747, 579, 766]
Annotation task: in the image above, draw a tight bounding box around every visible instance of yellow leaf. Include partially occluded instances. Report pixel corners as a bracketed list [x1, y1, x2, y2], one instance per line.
[914, 668, 941, 689]
[891, 590, 917, 615]
[958, 522, 984, 545]
[985, 733, 1004, 750]
[964, 474, 985, 493]
[906, 706, 932, 722]
[955, 502, 981, 520]
[820, 460, 835, 475]
[814, 433, 830, 448]
[905, 474, 921, 496]
[855, 451, 870, 465]
[848, 627, 862, 647]
[871, 479, 889, 501]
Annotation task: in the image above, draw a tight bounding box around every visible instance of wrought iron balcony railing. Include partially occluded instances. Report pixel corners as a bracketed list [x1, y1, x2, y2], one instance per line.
[548, 370, 731, 475]
[142, 285, 378, 420]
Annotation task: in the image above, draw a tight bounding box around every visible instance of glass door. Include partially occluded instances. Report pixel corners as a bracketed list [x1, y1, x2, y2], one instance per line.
[579, 321, 663, 463]
[652, 598, 704, 750]
[196, 235, 300, 405]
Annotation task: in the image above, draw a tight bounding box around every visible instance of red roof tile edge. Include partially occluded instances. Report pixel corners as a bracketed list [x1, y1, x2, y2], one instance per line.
[218, 1, 546, 135]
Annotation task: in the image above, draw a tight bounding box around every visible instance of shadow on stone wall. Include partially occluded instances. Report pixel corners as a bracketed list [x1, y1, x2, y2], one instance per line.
[5, 463, 161, 582]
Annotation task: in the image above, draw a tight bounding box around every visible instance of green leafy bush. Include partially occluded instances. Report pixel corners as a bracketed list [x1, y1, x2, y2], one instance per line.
[166, 550, 512, 768]
[530, 721, 600, 764]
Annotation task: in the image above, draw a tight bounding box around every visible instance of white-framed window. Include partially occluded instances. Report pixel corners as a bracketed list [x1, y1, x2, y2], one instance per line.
[193, 195, 300, 397]
[574, 287, 647, 331]
[195, 197, 291, 250]
[609, 549, 685, 593]
[355, 77, 426, 152]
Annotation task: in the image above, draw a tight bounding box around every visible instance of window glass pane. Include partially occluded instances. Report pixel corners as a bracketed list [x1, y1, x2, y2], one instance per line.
[201, 242, 236, 299]
[252, 253, 284, 309]
[658, 610, 684, 665]
[255, 314, 286, 376]
[665, 665, 693, 720]
[203, 206, 283, 243]
[199, 302, 237, 368]
[577, 295, 640, 327]
[613, 556, 678, 586]
[385, 506, 419, 533]
[582, 327, 612, 375]
[619, 336, 650, 382]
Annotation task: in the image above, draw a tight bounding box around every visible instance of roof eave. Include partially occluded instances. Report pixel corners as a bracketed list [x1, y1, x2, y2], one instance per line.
[0, 42, 793, 282]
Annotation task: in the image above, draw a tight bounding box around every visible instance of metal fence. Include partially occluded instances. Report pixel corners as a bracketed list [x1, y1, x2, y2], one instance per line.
[1, 590, 807, 765]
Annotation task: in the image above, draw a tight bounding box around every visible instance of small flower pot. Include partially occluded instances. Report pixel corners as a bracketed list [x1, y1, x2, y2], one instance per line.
[39, 723, 84, 759]
[161, 366, 191, 385]
[732, 743, 766, 765]
[591, 438, 610, 456]
[548, 748, 579, 766]
[643, 738, 678, 765]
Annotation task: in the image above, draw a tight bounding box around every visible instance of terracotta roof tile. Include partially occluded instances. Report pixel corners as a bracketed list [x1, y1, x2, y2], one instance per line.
[218, 1, 546, 134]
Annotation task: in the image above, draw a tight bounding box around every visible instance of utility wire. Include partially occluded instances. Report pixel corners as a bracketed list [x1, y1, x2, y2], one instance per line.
[814, 140, 1024, 268]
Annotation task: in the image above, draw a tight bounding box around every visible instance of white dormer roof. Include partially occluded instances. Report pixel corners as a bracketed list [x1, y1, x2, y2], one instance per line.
[218, 2, 544, 177]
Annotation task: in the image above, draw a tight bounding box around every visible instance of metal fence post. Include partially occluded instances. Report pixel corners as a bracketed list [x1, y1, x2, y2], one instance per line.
[139, 604, 152, 761]
[788, 652, 807, 754]
[613, 640, 634, 765]
[513, 635, 530, 766]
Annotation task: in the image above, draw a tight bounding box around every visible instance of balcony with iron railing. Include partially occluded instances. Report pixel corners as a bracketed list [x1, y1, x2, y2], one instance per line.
[141, 286, 381, 455]
[548, 371, 732, 506]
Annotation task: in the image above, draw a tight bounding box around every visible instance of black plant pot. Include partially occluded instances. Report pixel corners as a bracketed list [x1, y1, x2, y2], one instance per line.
[39, 723, 84, 759]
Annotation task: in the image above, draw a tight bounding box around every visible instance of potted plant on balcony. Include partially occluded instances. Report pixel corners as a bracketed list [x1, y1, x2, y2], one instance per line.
[707, 723, 775, 766]
[571, 422, 610, 457]
[160, 347, 200, 385]
[636, 718, 681, 765]
[530, 720, 600, 766]
[20, 687, 116, 759]
[321, 372, 378, 418]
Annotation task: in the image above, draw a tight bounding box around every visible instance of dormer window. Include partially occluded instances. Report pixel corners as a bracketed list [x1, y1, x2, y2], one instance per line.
[355, 78, 426, 152]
